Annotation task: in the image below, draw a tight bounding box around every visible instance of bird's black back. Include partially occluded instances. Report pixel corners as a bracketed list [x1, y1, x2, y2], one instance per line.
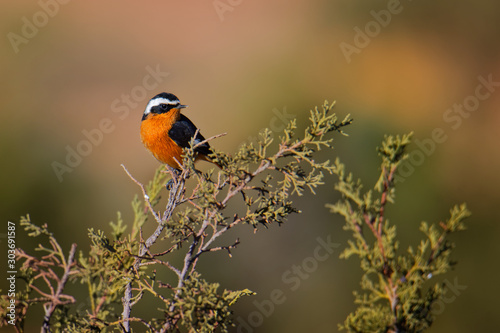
[168, 114, 212, 156]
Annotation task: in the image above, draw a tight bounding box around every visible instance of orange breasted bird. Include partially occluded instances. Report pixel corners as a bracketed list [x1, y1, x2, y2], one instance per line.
[140, 92, 217, 169]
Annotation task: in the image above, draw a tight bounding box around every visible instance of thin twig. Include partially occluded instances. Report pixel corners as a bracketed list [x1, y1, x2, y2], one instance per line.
[41, 243, 77, 333]
[427, 222, 450, 265]
[378, 165, 396, 235]
[193, 132, 227, 149]
[121, 164, 161, 223]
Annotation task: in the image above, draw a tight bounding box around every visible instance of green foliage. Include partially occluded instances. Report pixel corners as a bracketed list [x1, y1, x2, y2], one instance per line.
[164, 272, 255, 333]
[2, 100, 351, 332]
[327, 133, 471, 333]
[2, 107, 470, 332]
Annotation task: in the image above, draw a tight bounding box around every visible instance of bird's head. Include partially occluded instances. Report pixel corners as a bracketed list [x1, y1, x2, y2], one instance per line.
[142, 92, 187, 120]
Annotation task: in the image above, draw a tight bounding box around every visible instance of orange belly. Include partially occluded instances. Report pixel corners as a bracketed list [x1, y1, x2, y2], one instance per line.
[140, 112, 184, 169]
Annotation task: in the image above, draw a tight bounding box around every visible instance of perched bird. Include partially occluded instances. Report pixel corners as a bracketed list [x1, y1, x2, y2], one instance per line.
[140, 92, 218, 169]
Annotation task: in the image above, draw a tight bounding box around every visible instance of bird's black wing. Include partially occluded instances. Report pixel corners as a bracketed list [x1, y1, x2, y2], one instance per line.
[168, 114, 212, 156]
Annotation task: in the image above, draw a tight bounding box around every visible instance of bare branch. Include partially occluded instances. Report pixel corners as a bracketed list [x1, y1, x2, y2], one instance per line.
[121, 164, 161, 223]
[193, 132, 227, 149]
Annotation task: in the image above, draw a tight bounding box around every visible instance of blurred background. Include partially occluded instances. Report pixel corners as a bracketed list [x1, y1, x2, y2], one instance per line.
[1, 1, 499, 332]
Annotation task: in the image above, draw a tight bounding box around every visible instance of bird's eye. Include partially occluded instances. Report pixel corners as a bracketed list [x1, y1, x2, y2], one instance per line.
[160, 104, 168, 109]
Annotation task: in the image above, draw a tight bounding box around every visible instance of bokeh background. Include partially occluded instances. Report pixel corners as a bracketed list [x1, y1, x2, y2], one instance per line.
[1, 1, 499, 332]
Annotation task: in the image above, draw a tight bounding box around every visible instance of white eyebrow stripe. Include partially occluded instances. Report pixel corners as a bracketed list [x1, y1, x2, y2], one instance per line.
[144, 97, 180, 114]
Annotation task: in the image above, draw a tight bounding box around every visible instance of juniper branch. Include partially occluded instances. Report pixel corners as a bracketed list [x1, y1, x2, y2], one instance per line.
[120, 164, 187, 332]
[7, 100, 350, 332]
[40, 243, 77, 333]
[328, 133, 470, 333]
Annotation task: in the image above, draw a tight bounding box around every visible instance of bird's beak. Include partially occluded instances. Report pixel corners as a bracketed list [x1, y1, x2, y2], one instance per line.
[178, 105, 188, 109]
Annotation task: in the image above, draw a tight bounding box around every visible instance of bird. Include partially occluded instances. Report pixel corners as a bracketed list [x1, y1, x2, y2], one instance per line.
[140, 92, 219, 170]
